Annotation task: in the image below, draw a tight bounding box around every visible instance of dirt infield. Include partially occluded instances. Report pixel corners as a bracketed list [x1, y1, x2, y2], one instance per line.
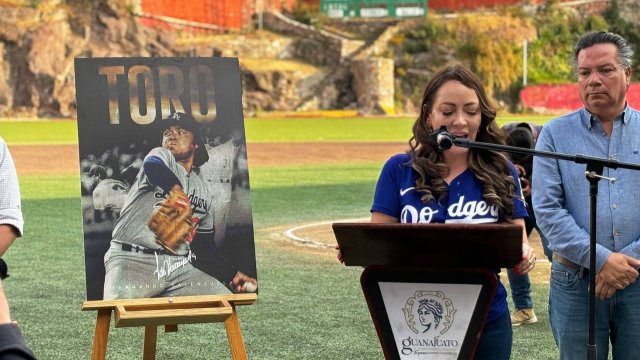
[10, 144, 80, 175]
[9, 142, 408, 175]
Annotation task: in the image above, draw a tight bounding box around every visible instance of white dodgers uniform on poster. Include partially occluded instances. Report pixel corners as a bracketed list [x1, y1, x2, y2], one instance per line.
[102, 147, 230, 299]
[92, 178, 129, 213]
[202, 139, 240, 243]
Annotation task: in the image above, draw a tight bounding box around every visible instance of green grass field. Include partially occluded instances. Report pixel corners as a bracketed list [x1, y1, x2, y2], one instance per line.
[1, 115, 559, 359]
[0, 114, 549, 144]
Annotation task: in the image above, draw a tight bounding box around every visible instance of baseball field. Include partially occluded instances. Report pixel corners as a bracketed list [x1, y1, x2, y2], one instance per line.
[2, 115, 557, 359]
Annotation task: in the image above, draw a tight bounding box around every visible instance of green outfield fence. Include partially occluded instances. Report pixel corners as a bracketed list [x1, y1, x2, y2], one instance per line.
[320, 0, 427, 18]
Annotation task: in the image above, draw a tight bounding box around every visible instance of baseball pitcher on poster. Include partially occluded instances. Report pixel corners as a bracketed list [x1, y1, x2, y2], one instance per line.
[75, 57, 257, 301]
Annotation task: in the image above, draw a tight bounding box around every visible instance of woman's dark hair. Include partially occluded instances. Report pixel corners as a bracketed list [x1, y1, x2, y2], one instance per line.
[409, 63, 517, 217]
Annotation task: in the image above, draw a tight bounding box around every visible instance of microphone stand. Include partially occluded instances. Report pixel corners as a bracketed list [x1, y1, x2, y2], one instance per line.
[451, 137, 640, 360]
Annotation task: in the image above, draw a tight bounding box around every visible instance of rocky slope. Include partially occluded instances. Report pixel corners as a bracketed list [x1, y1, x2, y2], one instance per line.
[0, 0, 390, 118]
[0, 0, 178, 117]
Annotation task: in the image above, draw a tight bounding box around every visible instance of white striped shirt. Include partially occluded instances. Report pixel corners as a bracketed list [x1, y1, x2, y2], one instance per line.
[0, 137, 23, 237]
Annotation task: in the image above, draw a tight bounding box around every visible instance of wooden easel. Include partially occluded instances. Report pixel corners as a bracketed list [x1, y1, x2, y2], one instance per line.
[82, 293, 257, 360]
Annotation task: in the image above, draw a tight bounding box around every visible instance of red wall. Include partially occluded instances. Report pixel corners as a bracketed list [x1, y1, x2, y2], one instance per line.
[520, 84, 640, 112]
[140, 0, 247, 30]
[139, 0, 600, 30]
[139, 0, 298, 31]
[261, 0, 298, 12]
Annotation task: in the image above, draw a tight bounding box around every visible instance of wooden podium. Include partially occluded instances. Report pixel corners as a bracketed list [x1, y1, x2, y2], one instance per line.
[333, 223, 522, 360]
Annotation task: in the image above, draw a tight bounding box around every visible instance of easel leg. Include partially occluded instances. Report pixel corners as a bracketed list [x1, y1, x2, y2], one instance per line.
[91, 309, 111, 360]
[143, 326, 158, 360]
[224, 306, 248, 360]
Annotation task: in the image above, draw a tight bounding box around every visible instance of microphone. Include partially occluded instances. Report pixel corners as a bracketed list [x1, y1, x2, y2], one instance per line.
[429, 126, 455, 151]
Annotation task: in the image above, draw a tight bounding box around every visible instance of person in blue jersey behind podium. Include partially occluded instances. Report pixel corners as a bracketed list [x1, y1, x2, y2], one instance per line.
[354, 64, 535, 359]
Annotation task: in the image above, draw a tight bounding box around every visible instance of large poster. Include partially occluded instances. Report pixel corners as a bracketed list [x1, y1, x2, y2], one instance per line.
[75, 57, 257, 301]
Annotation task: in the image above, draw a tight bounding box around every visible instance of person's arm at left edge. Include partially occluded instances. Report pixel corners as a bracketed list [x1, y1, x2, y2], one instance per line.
[0, 138, 24, 257]
[0, 226, 19, 258]
[0, 279, 37, 359]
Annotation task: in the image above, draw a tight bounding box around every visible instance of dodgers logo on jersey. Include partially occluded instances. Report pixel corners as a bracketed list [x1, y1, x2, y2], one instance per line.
[399, 195, 499, 224]
[187, 189, 209, 216]
[446, 195, 498, 223]
[401, 205, 439, 223]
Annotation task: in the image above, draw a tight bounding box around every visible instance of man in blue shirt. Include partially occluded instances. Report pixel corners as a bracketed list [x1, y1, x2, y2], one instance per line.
[533, 31, 640, 359]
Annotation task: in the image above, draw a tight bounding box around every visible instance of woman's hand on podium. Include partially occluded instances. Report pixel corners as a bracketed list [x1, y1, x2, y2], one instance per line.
[512, 243, 536, 275]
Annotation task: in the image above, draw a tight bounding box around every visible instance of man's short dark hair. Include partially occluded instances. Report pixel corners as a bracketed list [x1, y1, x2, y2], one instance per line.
[573, 31, 633, 69]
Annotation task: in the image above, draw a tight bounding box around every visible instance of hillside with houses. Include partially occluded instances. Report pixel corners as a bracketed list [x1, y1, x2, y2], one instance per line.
[0, 0, 639, 117]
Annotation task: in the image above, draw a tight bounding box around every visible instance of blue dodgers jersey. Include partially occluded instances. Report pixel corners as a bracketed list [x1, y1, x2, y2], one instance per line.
[371, 153, 528, 322]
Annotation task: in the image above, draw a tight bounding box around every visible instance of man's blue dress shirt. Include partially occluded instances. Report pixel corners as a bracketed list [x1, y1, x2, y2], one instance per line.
[533, 105, 640, 272]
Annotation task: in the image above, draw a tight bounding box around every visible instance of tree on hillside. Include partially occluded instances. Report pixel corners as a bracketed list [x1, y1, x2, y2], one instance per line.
[381, 0, 621, 111]
[447, 13, 536, 99]
[391, 13, 535, 109]
[389, 19, 452, 110]
[526, 0, 608, 84]
[602, 0, 640, 80]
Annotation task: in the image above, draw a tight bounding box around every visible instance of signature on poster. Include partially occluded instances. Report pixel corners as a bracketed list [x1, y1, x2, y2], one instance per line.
[153, 250, 197, 280]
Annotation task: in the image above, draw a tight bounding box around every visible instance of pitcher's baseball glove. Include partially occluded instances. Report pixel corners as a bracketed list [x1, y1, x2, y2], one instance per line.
[148, 188, 194, 254]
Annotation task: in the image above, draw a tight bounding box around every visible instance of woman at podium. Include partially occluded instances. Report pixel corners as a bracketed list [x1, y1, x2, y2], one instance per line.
[366, 64, 536, 360]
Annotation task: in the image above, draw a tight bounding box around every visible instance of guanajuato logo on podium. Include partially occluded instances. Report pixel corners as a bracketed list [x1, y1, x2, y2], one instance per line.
[400, 290, 458, 356]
